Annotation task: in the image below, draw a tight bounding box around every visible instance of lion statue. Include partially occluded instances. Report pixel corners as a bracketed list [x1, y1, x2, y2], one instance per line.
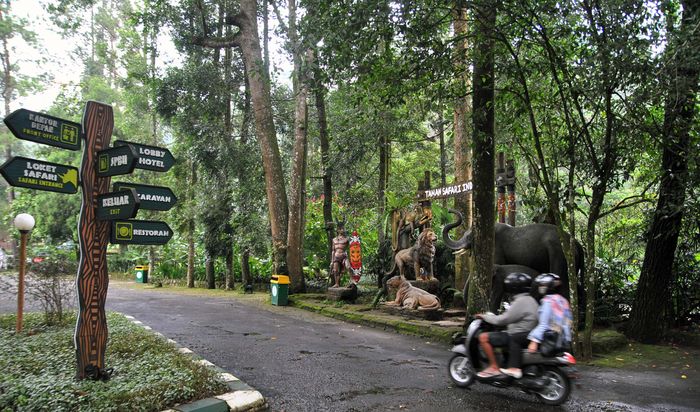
[386, 228, 437, 281]
[385, 275, 441, 311]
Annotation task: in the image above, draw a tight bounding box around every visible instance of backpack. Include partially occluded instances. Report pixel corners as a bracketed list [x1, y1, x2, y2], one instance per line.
[540, 294, 573, 356]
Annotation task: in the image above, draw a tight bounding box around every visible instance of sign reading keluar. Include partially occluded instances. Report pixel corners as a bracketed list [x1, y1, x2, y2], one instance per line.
[0, 156, 79, 194]
[96, 189, 140, 220]
[4, 108, 81, 150]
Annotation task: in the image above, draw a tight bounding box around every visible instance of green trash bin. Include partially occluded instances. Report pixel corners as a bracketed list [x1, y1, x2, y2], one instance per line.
[135, 265, 149, 283]
[270, 274, 290, 306]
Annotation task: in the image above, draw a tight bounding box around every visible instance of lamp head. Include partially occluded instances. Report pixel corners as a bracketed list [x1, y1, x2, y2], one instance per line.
[14, 213, 35, 233]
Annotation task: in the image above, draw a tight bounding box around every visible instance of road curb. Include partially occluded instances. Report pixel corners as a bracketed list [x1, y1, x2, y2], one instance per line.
[120, 314, 268, 412]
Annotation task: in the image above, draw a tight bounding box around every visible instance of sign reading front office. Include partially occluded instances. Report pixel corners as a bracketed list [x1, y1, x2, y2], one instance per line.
[110, 219, 173, 245]
[3, 108, 82, 150]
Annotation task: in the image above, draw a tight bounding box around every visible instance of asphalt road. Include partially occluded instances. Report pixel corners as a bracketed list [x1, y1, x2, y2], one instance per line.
[1, 281, 698, 411]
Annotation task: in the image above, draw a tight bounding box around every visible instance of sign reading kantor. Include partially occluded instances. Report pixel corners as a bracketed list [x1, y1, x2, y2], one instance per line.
[3, 108, 82, 150]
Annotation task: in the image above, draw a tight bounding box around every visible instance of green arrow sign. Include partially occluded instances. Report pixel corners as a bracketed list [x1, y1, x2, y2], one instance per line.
[97, 189, 140, 220]
[112, 182, 177, 211]
[3, 108, 81, 150]
[0, 156, 78, 194]
[110, 219, 173, 245]
[114, 140, 175, 172]
[96, 144, 138, 177]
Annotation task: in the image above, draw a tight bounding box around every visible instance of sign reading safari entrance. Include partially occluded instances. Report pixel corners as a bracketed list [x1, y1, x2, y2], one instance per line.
[4, 108, 82, 150]
[110, 219, 173, 245]
[0, 156, 79, 194]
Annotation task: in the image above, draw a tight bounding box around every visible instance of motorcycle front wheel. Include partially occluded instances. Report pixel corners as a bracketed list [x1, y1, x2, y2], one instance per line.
[448, 354, 476, 388]
[536, 366, 571, 405]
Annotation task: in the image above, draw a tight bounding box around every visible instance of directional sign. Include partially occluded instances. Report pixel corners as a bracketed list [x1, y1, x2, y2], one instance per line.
[96, 189, 140, 220]
[110, 219, 173, 245]
[0, 156, 78, 194]
[112, 181, 177, 211]
[96, 144, 138, 177]
[115, 140, 175, 172]
[4, 108, 81, 150]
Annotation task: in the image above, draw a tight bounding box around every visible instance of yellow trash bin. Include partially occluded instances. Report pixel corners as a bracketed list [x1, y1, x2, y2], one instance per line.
[270, 274, 290, 306]
[135, 265, 149, 283]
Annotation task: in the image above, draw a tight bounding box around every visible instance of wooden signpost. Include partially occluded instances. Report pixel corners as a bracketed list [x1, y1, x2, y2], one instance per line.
[1, 102, 177, 380]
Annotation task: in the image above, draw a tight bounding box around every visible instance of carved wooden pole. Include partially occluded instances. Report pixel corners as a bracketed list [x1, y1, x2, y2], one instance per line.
[75, 101, 114, 379]
[506, 158, 516, 226]
[496, 152, 506, 223]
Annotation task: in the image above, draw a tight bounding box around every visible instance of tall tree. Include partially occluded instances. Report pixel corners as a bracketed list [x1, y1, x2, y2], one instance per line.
[467, 0, 496, 313]
[194, 0, 290, 275]
[628, 0, 700, 342]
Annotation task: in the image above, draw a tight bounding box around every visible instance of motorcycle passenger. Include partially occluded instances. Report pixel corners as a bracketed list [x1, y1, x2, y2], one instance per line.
[528, 273, 573, 353]
[475, 272, 539, 379]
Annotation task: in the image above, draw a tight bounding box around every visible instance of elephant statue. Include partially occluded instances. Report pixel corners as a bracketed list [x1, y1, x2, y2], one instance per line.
[444, 209, 584, 303]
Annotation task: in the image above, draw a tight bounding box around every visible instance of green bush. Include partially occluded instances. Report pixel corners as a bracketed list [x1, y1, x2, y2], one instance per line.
[0, 312, 228, 411]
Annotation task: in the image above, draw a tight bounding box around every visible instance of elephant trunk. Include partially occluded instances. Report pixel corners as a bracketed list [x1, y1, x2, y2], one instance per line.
[442, 209, 472, 250]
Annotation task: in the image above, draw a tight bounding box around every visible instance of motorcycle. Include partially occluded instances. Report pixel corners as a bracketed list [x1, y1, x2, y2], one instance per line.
[448, 318, 576, 405]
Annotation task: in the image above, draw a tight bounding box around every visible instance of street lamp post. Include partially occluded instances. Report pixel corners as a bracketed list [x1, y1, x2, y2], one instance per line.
[14, 213, 35, 333]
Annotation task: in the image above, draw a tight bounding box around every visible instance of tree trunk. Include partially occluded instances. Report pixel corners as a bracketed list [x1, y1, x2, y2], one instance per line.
[241, 248, 251, 286]
[627, 0, 699, 343]
[196, 0, 289, 274]
[377, 120, 390, 287]
[286, 0, 308, 293]
[452, 1, 472, 294]
[206, 252, 215, 289]
[467, 0, 496, 314]
[315, 65, 334, 268]
[1, 5, 16, 258]
[187, 161, 197, 288]
[226, 245, 235, 290]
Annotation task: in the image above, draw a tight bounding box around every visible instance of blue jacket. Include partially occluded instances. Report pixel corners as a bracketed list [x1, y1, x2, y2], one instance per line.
[528, 294, 572, 343]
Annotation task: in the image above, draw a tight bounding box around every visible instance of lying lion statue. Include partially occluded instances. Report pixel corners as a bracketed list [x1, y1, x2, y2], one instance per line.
[386, 228, 437, 281]
[385, 275, 441, 311]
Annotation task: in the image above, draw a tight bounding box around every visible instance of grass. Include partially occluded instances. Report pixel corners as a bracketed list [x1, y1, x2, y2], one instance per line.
[0, 312, 228, 412]
[589, 340, 699, 374]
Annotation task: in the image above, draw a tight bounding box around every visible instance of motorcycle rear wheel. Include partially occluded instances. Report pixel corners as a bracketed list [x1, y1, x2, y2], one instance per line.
[536, 366, 571, 405]
[448, 354, 476, 388]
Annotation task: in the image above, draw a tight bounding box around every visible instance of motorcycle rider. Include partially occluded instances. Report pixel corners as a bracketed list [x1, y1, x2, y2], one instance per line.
[475, 272, 539, 379]
[528, 273, 573, 353]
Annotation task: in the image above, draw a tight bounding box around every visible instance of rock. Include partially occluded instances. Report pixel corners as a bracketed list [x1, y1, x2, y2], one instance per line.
[326, 284, 358, 302]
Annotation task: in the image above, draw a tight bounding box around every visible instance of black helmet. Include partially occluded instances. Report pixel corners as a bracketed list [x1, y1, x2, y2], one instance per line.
[504, 272, 532, 294]
[535, 273, 560, 295]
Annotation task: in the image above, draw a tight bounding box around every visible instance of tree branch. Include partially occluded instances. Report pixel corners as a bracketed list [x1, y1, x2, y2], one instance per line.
[192, 34, 241, 49]
[598, 180, 656, 219]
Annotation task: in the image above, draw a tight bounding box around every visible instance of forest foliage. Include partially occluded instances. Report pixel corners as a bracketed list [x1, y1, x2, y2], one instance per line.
[0, 0, 697, 348]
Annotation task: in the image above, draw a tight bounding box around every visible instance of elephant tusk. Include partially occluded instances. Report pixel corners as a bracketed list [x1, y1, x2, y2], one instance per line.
[452, 248, 467, 256]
